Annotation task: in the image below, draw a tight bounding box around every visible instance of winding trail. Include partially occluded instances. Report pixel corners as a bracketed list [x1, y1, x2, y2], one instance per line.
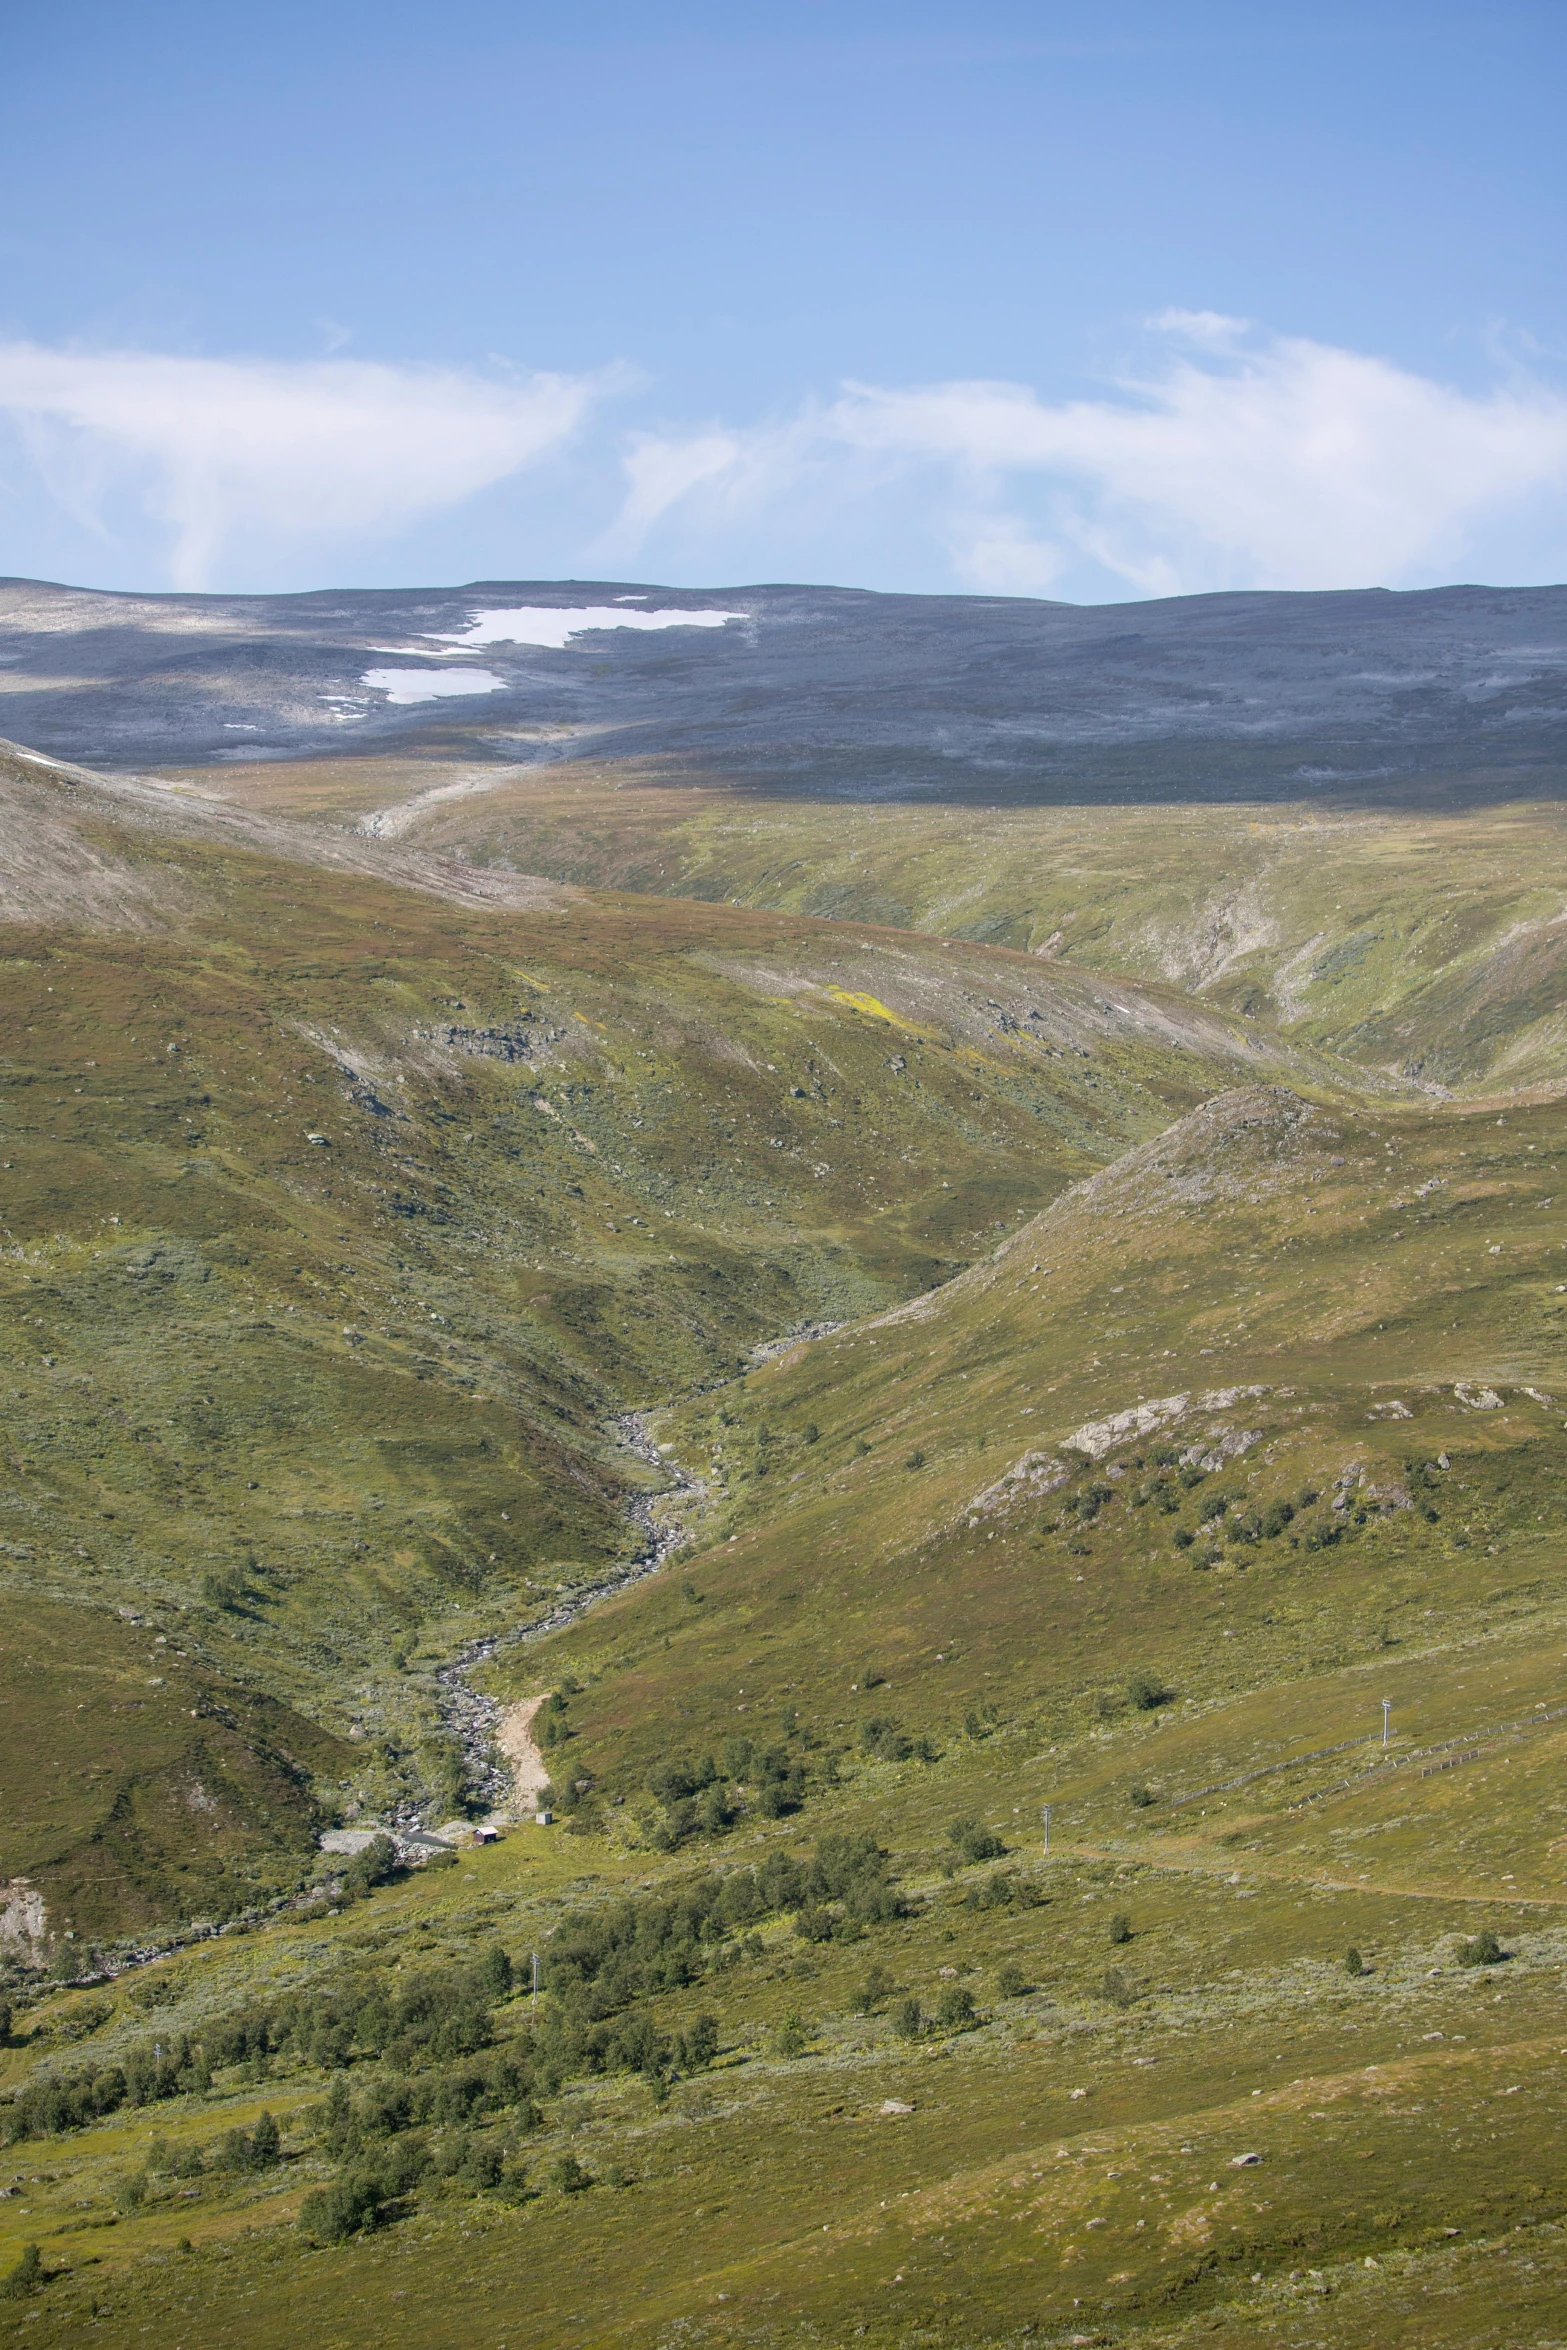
[497, 1695, 551, 1815]
[431, 1408, 709, 1820]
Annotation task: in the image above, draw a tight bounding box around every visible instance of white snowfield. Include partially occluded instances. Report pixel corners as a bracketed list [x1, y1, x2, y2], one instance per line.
[360, 666, 505, 704]
[351, 606, 747, 700]
[428, 604, 748, 650]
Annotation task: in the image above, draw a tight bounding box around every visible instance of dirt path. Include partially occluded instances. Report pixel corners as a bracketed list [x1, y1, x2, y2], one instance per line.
[357, 762, 536, 842]
[1061, 1835, 1567, 1908]
[497, 1694, 552, 1815]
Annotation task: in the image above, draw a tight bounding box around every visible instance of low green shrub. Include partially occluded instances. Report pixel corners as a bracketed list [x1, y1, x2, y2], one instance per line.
[1, 2245, 42, 2299]
[340, 1835, 401, 1902]
[848, 1964, 895, 2015]
[219, 2110, 280, 2172]
[964, 1869, 1016, 1911]
[949, 1817, 1005, 1864]
[774, 2010, 808, 2058]
[299, 2175, 375, 2245]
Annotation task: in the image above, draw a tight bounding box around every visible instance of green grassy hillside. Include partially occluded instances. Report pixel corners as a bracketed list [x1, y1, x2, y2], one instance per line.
[5, 739, 1567, 2348]
[515, 1082, 1567, 1808]
[231, 755, 1567, 1094]
[0, 741, 1285, 1940]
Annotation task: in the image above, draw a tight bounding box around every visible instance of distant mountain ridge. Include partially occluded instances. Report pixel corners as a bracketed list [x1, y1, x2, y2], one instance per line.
[1, 573, 1563, 805]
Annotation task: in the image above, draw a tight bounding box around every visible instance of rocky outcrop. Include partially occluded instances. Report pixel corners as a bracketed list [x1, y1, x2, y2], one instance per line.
[0, 1879, 47, 1967]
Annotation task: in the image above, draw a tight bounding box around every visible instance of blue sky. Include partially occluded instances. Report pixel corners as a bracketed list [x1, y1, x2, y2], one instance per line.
[1, 0, 1563, 598]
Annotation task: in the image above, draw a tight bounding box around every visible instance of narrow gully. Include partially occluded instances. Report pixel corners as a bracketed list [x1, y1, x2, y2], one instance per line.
[428, 1407, 709, 1820]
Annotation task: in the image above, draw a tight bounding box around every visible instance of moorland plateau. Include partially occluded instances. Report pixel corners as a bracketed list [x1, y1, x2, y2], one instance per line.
[2, 577, 1567, 2348]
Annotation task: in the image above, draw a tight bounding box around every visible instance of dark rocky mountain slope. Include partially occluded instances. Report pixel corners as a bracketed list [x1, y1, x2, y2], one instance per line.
[2, 574, 1563, 805]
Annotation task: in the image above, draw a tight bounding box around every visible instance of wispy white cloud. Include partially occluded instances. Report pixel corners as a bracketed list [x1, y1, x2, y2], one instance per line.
[618, 431, 752, 542]
[935, 511, 1068, 598]
[2, 327, 1563, 601]
[0, 346, 617, 588]
[1147, 308, 1252, 349]
[611, 328, 1567, 596]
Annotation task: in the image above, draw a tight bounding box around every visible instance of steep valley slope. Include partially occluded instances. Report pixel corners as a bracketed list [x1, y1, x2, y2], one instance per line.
[2, 696, 1567, 2350]
[0, 737, 1277, 1937]
[295, 777, 1567, 1098]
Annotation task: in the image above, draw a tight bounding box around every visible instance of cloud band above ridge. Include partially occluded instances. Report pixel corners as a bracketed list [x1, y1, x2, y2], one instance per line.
[612, 324, 1567, 597]
[0, 323, 1562, 598]
[0, 346, 616, 590]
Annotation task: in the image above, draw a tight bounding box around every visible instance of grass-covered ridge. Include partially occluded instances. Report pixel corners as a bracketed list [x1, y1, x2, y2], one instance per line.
[516, 1081, 1567, 1808]
[5, 735, 1567, 2346]
[271, 762, 1567, 1093]
[0, 742, 1282, 1938]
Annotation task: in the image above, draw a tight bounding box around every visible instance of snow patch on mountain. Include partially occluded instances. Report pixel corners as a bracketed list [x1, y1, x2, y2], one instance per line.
[428, 604, 747, 651]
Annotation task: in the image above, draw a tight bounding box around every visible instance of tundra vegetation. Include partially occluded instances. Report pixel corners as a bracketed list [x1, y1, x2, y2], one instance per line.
[3, 732, 1567, 2345]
